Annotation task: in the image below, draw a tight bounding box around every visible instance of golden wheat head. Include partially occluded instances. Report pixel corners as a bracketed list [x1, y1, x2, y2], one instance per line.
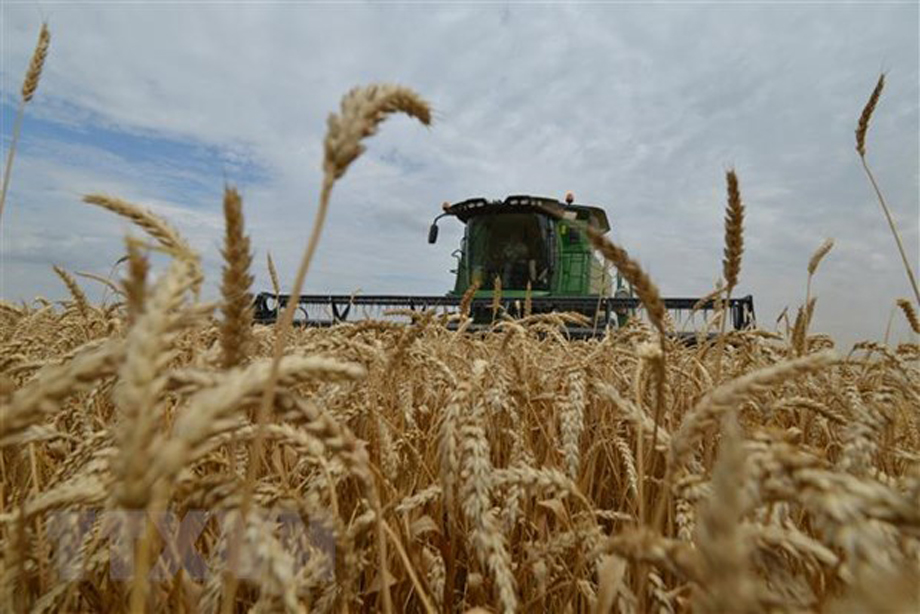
[856, 73, 884, 157]
[323, 84, 432, 181]
[722, 169, 744, 292]
[219, 186, 254, 369]
[21, 23, 50, 103]
[808, 238, 835, 276]
[896, 298, 920, 334]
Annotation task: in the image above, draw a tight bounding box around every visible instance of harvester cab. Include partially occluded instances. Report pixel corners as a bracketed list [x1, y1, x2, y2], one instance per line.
[428, 194, 627, 322]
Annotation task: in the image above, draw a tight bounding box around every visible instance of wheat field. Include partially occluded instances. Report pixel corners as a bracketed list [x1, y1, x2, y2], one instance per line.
[1, 26, 919, 614]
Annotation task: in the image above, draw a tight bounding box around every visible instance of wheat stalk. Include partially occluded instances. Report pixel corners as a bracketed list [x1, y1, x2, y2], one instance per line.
[0, 341, 121, 442]
[806, 238, 834, 311]
[669, 350, 837, 472]
[693, 414, 758, 614]
[855, 74, 920, 307]
[583, 225, 668, 488]
[585, 228, 665, 335]
[240, 84, 430, 614]
[82, 194, 203, 295]
[0, 23, 50, 229]
[113, 258, 195, 509]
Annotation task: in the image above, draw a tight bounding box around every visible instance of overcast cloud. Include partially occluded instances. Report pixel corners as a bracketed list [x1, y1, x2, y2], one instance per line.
[1, 2, 917, 347]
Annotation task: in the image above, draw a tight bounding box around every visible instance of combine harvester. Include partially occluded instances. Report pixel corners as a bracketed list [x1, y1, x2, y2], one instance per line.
[252, 194, 755, 337]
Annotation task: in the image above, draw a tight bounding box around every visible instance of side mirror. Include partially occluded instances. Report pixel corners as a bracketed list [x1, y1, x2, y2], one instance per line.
[428, 223, 439, 244]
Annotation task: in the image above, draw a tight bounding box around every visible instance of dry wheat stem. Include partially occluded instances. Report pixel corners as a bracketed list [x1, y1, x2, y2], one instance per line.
[582, 223, 669, 506]
[113, 258, 194, 510]
[670, 350, 838, 472]
[0, 341, 122, 441]
[855, 74, 920, 307]
[82, 194, 193, 260]
[0, 23, 50, 229]
[694, 414, 758, 614]
[859, 156, 920, 307]
[75, 271, 123, 297]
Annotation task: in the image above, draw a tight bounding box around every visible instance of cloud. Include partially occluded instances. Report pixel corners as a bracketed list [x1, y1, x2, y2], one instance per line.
[1, 3, 917, 346]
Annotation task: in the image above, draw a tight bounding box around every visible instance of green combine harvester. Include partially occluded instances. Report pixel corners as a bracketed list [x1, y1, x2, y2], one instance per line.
[253, 194, 755, 336]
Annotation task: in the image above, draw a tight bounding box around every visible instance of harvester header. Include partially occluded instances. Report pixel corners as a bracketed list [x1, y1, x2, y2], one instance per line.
[253, 193, 755, 337]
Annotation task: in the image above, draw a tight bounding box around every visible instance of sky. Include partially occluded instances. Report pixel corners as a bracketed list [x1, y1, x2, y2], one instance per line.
[1, 1, 917, 347]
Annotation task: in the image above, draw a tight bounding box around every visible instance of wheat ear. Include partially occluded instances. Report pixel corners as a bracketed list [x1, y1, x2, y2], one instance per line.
[266, 251, 281, 297]
[219, 186, 254, 368]
[693, 414, 758, 614]
[0, 342, 121, 442]
[791, 297, 817, 356]
[714, 170, 745, 383]
[491, 275, 502, 323]
[585, 225, 668, 508]
[144, 356, 365, 488]
[722, 170, 744, 295]
[110, 258, 194, 614]
[855, 74, 884, 158]
[459, 280, 481, 320]
[83, 194, 203, 294]
[74, 271, 122, 298]
[560, 370, 586, 480]
[458, 364, 517, 613]
[0, 23, 50, 229]
[896, 299, 920, 334]
[669, 350, 837, 472]
[855, 74, 920, 307]
[585, 228, 665, 335]
[807, 238, 835, 278]
[113, 258, 195, 509]
[240, 84, 430, 614]
[52, 266, 90, 322]
[806, 238, 834, 308]
[83, 195, 189, 256]
[122, 238, 149, 327]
